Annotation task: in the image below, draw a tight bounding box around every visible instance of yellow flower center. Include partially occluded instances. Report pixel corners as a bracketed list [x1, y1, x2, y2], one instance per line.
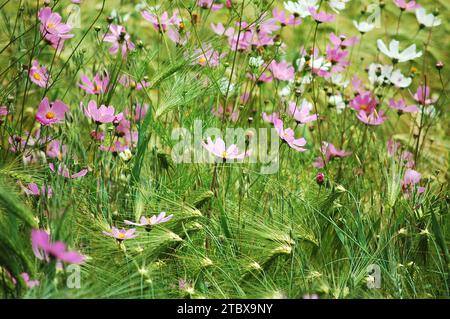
[199, 57, 207, 64]
[117, 233, 126, 239]
[45, 111, 55, 119]
[47, 23, 56, 29]
[95, 84, 101, 92]
[410, 67, 417, 74]
[33, 73, 42, 81]
[360, 104, 368, 110]
[222, 151, 229, 158]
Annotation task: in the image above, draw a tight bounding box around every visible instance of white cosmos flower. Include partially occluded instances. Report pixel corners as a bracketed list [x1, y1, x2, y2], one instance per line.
[368, 63, 393, 85]
[218, 77, 234, 95]
[330, 73, 349, 88]
[377, 39, 422, 63]
[353, 20, 375, 33]
[329, 0, 350, 13]
[415, 8, 441, 28]
[284, 0, 319, 18]
[389, 69, 412, 88]
[279, 85, 292, 97]
[249, 56, 264, 68]
[329, 94, 346, 113]
[297, 55, 331, 73]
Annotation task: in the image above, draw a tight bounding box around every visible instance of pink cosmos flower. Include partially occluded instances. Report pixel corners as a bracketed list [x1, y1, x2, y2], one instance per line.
[351, 75, 364, 94]
[308, 7, 335, 23]
[194, 47, 226, 67]
[356, 110, 386, 126]
[329, 33, 359, 49]
[261, 112, 279, 124]
[326, 45, 349, 74]
[24, 183, 53, 197]
[272, 8, 302, 26]
[119, 75, 151, 91]
[288, 100, 318, 124]
[46, 139, 66, 159]
[197, 0, 224, 11]
[103, 227, 137, 241]
[388, 98, 418, 113]
[274, 118, 307, 152]
[141, 11, 181, 33]
[402, 169, 425, 194]
[350, 92, 377, 114]
[21, 273, 40, 289]
[212, 105, 239, 122]
[166, 28, 191, 46]
[247, 71, 273, 84]
[38, 7, 74, 50]
[99, 140, 131, 154]
[313, 142, 352, 168]
[202, 137, 249, 160]
[124, 212, 173, 227]
[0, 106, 8, 123]
[412, 85, 435, 106]
[134, 104, 149, 121]
[7, 271, 40, 289]
[49, 163, 88, 179]
[29, 60, 49, 87]
[268, 60, 295, 81]
[394, 0, 420, 11]
[81, 100, 118, 124]
[90, 130, 105, 141]
[32, 229, 85, 264]
[103, 25, 135, 58]
[79, 73, 109, 95]
[36, 97, 69, 126]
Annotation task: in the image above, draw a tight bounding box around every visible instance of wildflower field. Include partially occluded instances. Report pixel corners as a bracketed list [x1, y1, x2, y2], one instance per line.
[0, 0, 449, 299]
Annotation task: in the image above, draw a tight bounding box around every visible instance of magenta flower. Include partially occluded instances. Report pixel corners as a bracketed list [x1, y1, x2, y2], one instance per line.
[103, 227, 137, 242]
[202, 137, 249, 160]
[356, 110, 386, 126]
[0, 106, 9, 123]
[261, 112, 279, 124]
[288, 100, 318, 124]
[49, 163, 88, 179]
[29, 60, 49, 88]
[7, 272, 40, 289]
[402, 169, 425, 194]
[274, 118, 307, 152]
[329, 33, 358, 49]
[79, 73, 109, 95]
[272, 8, 302, 26]
[46, 139, 66, 159]
[194, 47, 226, 67]
[313, 142, 351, 168]
[388, 98, 418, 113]
[212, 105, 239, 122]
[21, 273, 40, 289]
[350, 92, 377, 114]
[31, 229, 85, 264]
[197, 0, 224, 11]
[394, 0, 420, 11]
[103, 25, 135, 58]
[81, 100, 118, 124]
[36, 97, 69, 126]
[141, 10, 181, 33]
[412, 85, 435, 106]
[38, 7, 74, 50]
[268, 60, 295, 81]
[119, 75, 151, 91]
[326, 45, 349, 74]
[308, 7, 335, 23]
[125, 212, 173, 227]
[23, 183, 53, 198]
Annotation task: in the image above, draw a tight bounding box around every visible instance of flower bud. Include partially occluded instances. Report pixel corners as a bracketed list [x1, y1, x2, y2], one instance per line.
[316, 172, 325, 185]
